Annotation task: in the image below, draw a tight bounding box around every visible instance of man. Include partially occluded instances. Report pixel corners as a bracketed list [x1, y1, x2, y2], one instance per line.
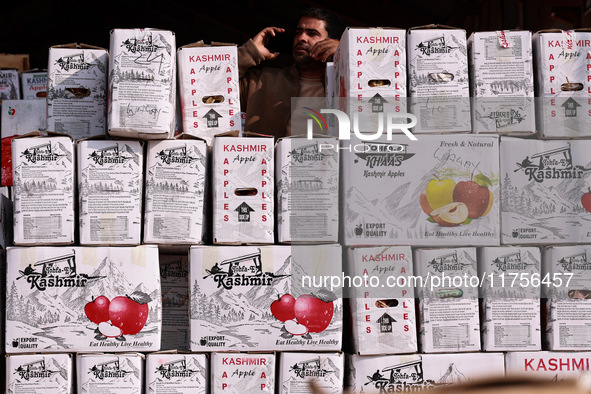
[239, 8, 344, 138]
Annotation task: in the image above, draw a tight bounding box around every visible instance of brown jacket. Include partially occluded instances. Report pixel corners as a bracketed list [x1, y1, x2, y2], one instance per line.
[239, 39, 325, 139]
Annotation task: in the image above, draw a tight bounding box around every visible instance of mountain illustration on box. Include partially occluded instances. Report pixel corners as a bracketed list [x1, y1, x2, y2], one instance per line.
[192, 252, 340, 345]
[7, 255, 159, 343]
[283, 356, 341, 389]
[80, 357, 140, 393]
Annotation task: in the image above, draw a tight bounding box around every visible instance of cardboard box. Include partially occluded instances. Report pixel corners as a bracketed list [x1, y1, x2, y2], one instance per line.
[47, 44, 108, 139]
[505, 351, 591, 380]
[341, 134, 500, 246]
[345, 354, 427, 393]
[212, 132, 274, 244]
[415, 247, 481, 353]
[468, 31, 535, 134]
[77, 353, 144, 393]
[146, 352, 207, 393]
[6, 353, 73, 393]
[421, 353, 505, 384]
[210, 352, 274, 393]
[0, 69, 20, 100]
[21, 69, 47, 99]
[160, 253, 190, 351]
[278, 352, 343, 394]
[5, 246, 161, 353]
[345, 246, 417, 355]
[108, 28, 176, 139]
[177, 42, 240, 144]
[478, 246, 542, 351]
[533, 29, 591, 138]
[12, 135, 74, 245]
[189, 244, 342, 351]
[543, 245, 591, 350]
[1, 100, 47, 186]
[276, 136, 339, 243]
[500, 137, 591, 244]
[78, 139, 143, 246]
[0, 54, 29, 73]
[407, 25, 471, 133]
[334, 27, 407, 133]
[144, 138, 207, 245]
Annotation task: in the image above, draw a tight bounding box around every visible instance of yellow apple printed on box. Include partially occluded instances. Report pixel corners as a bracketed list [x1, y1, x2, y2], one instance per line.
[341, 134, 499, 246]
[421, 172, 495, 227]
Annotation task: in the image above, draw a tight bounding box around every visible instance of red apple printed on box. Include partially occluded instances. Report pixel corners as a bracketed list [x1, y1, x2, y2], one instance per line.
[271, 289, 337, 339]
[85, 291, 152, 341]
[420, 168, 495, 227]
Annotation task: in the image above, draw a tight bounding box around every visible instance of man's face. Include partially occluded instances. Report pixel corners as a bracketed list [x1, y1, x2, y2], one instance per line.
[293, 16, 329, 65]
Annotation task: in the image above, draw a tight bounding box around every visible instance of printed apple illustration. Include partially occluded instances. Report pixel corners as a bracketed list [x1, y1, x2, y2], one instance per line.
[429, 202, 469, 227]
[84, 295, 111, 324]
[452, 173, 493, 218]
[293, 294, 334, 333]
[98, 321, 123, 338]
[108, 294, 150, 335]
[425, 176, 456, 210]
[270, 294, 296, 322]
[582, 188, 591, 213]
[285, 319, 309, 336]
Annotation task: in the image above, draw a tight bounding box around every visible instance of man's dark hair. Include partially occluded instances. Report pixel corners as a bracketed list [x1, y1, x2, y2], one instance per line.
[299, 8, 345, 40]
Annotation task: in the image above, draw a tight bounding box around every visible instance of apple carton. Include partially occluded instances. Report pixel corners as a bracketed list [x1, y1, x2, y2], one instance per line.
[78, 139, 143, 246]
[499, 137, 591, 244]
[341, 134, 500, 246]
[533, 29, 591, 138]
[505, 351, 591, 380]
[21, 69, 47, 100]
[47, 44, 108, 139]
[407, 25, 471, 133]
[278, 352, 343, 394]
[0, 69, 20, 99]
[210, 352, 274, 393]
[468, 31, 536, 134]
[146, 352, 208, 393]
[421, 353, 505, 384]
[12, 135, 74, 245]
[189, 244, 342, 351]
[177, 42, 240, 145]
[414, 247, 481, 353]
[160, 253, 190, 351]
[77, 353, 144, 393]
[1, 100, 46, 186]
[479, 246, 542, 351]
[276, 136, 339, 243]
[212, 132, 274, 244]
[543, 245, 591, 351]
[325, 62, 337, 137]
[5, 245, 161, 353]
[6, 353, 73, 393]
[345, 246, 417, 355]
[345, 354, 428, 393]
[108, 28, 176, 140]
[144, 138, 207, 245]
[333, 27, 407, 133]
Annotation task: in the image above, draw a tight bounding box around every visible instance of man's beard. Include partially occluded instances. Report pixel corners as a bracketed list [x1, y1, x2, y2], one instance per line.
[293, 48, 323, 69]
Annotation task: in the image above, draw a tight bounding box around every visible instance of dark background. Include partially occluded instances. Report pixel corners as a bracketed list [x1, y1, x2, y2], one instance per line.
[1, 0, 590, 70]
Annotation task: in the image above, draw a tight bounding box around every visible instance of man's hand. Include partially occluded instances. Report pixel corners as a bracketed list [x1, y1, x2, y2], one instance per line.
[309, 38, 339, 62]
[252, 26, 285, 61]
